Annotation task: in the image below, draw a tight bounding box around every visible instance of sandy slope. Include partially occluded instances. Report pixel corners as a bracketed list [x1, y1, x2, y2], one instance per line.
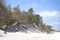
[0, 31, 60, 40]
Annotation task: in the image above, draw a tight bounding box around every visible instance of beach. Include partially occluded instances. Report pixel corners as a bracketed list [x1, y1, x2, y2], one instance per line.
[0, 30, 60, 40]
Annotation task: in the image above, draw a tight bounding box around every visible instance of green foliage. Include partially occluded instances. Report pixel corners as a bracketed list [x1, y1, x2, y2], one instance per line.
[42, 23, 52, 33]
[13, 5, 21, 13]
[0, 21, 4, 27]
[46, 25, 52, 30]
[31, 14, 40, 25]
[28, 8, 34, 15]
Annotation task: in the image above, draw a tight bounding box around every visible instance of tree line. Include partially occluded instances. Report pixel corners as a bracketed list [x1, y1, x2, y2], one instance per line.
[0, 0, 54, 33]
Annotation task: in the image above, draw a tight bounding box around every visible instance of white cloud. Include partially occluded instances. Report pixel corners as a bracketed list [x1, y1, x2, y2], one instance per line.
[37, 11, 60, 17]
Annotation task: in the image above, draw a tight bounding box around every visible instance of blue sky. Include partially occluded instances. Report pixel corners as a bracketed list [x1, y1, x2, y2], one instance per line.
[6, 0, 60, 31]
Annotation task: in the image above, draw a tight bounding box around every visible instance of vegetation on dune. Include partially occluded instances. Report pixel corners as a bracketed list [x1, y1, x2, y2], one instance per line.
[0, 0, 53, 33]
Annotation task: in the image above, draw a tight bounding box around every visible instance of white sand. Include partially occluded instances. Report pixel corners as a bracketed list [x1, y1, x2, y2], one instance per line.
[0, 30, 60, 40]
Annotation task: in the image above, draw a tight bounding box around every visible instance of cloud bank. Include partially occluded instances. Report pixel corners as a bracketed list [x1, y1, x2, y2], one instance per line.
[37, 11, 60, 17]
[37, 11, 60, 30]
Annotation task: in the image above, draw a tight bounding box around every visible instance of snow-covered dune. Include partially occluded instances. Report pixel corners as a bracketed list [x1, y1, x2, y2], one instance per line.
[0, 30, 60, 40]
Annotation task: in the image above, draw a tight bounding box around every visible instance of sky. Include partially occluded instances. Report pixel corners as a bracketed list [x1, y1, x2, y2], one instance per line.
[6, 0, 60, 31]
